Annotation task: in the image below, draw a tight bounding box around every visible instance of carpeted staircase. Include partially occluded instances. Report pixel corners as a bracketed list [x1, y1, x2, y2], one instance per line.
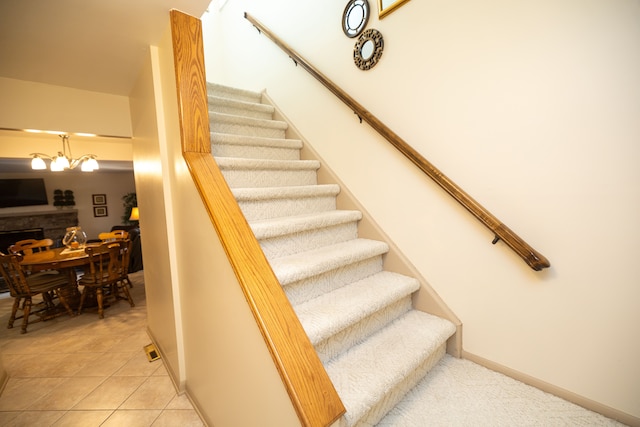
[208, 83, 456, 427]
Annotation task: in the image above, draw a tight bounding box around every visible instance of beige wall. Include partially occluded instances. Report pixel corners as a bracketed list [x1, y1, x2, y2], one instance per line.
[0, 77, 132, 137]
[129, 21, 301, 426]
[0, 130, 133, 163]
[202, 0, 640, 419]
[128, 42, 184, 388]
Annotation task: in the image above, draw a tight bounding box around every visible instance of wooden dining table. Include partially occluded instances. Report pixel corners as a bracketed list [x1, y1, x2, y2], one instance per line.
[20, 244, 101, 312]
[20, 246, 94, 273]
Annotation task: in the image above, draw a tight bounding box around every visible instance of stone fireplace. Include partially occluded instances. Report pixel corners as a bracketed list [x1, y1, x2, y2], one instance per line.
[0, 209, 79, 252]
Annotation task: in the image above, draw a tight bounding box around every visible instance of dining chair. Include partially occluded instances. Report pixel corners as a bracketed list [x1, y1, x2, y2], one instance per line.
[0, 252, 75, 333]
[78, 241, 134, 318]
[98, 230, 129, 242]
[8, 238, 54, 256]
[116, 238, 134, 289]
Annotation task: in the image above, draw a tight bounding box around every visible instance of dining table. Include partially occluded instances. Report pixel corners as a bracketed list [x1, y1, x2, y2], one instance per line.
[19, 244, 101, 315]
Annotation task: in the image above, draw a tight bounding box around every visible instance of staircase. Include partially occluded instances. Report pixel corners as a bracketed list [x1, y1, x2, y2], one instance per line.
[208, 83, 456, 427]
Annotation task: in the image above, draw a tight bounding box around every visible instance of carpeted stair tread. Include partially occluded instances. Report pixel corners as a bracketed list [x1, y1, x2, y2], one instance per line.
[211, 132, 303, 150]
[207, 82, 262, 103]
[215, 157, 320, 171]
[249, 210, 362, 240]
[210, 111, 288, 131]
[269, 238, 389, 285]
[295, 271, 419, 345]
[252, 210, 362, 259]
[233, 185, 341, 221]
[326, 310, 456, 427]
[232, 184, 340, 201]
[208, 94, 274, 119]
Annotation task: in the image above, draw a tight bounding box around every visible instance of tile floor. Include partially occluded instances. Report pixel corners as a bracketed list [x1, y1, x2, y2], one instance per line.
[0, 271, 205, 427]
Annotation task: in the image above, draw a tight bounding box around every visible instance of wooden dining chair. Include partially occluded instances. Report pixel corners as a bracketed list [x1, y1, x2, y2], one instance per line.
[98, 230, 129, 242]
[78, 241, 134, 319]
[8, 238, 54, 256]
[116, 238, 134, 289]
[0, 252, 75, 333]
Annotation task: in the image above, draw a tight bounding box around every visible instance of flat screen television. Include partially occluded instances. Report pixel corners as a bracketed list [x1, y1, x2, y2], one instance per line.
[0, 178, 49, 208]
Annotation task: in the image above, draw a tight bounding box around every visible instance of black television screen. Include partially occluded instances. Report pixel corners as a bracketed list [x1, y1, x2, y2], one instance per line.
[0, 178, 49, 208]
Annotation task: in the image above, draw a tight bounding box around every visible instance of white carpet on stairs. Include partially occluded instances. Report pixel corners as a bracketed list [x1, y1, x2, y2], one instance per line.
[377, 355, 626, 427]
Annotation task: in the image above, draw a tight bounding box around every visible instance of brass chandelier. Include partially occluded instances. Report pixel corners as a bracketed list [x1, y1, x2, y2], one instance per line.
[30, 134, 99, 172]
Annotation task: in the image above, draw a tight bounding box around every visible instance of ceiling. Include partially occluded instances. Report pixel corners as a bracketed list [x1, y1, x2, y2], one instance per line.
[0, 0, 212, 174]
[0, 0, 211, 96]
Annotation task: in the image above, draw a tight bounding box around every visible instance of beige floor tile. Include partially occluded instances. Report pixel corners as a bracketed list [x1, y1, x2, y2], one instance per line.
[15, 353, 80, 378]
[52, 410, 113, 426]
[151, 363, 169, 376]
[152, 409, 205, 427]
[101, 409, 162, 426]
[120, 376, 176, 410]
[0, 377, 66, 411]
[72, 376, 146, 410]
[164, 393, 196, 410]
[1, 334, 52, 355]
[114, 350, 160, 377]
[107, 330, 152, 353]
[73, 352, 135, 377]
[45, 332, 122, 355]
[1, 353, 46, 377]
[0, 411, 20, 426]
[54, 353, 98, 377]
[2, 410, 65, 427]
[28, 376, 106, 411]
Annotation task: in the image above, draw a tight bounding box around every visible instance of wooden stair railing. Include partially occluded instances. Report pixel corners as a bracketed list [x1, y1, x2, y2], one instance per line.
[170, 10, 345, 427]
[244, 12, 550, 272]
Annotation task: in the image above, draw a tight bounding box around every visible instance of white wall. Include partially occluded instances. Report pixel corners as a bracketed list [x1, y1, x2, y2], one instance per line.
[202, 0, 640, 419]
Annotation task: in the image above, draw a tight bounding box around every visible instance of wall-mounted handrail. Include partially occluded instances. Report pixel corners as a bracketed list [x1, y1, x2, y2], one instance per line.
[244, 12, 550, 271]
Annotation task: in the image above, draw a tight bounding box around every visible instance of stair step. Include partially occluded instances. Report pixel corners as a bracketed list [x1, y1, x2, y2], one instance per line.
[232, 184, 340, 221]
[270, 238, 388, 285]
[211, 132, 302, 161]
[216, 157, 320, 188]
[206, 82, 459, 427]
[210, 112, 288, 139]
[208, 95, 274, 120]
[296, 271, 420, 363]
[327, 310, 456, 427]
[270, 239, 389, 305]
[207, 82, 262, 103]
[251, 210, 362, 259]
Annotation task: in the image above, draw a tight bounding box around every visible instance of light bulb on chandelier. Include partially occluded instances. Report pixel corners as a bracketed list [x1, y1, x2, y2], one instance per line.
[30, 134, 100, 172]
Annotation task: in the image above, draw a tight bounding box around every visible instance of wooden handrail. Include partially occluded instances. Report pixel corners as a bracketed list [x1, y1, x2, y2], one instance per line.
[244, 12, 550, 271]
[170, 10, 345, 426]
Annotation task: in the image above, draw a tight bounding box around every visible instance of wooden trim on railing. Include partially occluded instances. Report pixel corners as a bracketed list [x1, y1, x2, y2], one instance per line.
[170, 10, 345, 427]
[244, 12, 550, 272]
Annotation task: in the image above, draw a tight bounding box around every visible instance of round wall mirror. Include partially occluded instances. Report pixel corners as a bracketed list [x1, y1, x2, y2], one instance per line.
[360, 40, 375, 60]
[354, 28, 384, 70]
[342, 0, 370, 38]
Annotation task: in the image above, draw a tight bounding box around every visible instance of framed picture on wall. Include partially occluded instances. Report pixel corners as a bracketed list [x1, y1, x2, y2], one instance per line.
[92, 194, 107, 205]
[93, 206, 108, 217]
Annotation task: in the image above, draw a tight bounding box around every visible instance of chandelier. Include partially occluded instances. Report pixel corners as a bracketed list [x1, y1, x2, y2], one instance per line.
[30, 134, 99, 172]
